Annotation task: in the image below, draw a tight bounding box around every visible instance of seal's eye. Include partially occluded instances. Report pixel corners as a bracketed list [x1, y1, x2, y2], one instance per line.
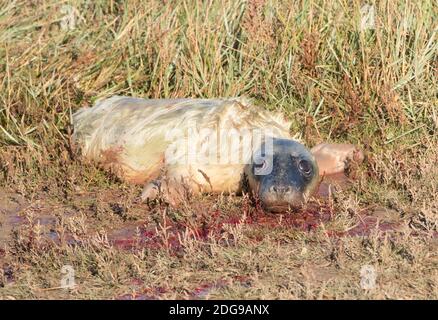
[298, 159, 312, 175]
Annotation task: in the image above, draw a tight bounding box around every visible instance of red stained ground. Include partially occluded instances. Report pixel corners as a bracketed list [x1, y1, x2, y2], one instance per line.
[109, 173, 401, 253]
[0, 174, 414, 299]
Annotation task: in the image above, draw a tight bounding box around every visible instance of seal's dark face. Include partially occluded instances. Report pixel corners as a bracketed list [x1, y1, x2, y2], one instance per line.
[246, 139, 319, 212]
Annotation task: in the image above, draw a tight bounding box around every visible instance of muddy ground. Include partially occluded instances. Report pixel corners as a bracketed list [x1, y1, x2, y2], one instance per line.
[1, 170, 436, 299]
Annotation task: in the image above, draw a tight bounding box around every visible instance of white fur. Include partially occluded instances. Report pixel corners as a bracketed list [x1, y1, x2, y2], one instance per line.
[73, 96, 294, 186]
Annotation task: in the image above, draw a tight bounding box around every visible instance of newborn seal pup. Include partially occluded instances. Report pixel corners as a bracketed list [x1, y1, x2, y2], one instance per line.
[73, 96, 363, 212]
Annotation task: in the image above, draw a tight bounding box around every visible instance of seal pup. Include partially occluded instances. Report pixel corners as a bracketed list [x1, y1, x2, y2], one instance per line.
[73, 96, 363, 211]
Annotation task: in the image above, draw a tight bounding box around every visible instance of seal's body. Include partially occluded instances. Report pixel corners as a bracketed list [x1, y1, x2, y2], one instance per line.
[73, 96, 362, 211]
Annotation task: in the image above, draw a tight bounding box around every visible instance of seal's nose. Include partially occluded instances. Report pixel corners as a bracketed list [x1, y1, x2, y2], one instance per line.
[269, 185, 293, 196]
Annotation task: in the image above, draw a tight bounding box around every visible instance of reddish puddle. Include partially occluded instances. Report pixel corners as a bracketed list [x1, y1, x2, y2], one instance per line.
[0, 176, 429, 300]
[108, 173, 402, 251]
[116, 275, 252, 300]
[0, 173, 407, 254]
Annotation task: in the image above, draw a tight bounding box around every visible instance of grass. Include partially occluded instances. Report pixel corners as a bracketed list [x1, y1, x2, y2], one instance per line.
[0, 0, 437, 299]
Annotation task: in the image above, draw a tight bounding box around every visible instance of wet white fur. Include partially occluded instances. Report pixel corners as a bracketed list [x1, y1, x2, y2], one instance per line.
[73, 96, 295, 191]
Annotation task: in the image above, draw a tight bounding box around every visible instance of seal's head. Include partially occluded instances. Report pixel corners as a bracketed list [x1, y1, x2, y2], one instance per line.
[245, 138, 319, 212]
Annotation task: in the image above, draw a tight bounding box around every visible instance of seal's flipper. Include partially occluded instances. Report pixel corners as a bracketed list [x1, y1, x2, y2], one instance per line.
[311, 143, 364, 175]
[141, 176, 193, 206]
